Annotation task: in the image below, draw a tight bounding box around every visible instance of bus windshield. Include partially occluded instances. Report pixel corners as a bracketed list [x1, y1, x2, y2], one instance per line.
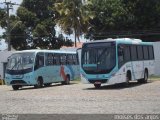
[82, 42, 116, 74]
[7, 52, 35, 71]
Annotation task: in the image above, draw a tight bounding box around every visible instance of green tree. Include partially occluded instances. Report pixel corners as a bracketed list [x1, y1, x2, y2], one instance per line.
[0, 9, 7, 28]
[86, 0, 126, 40]
[0, 0, 73, 50]
[87, 0, 160, 41]
[8, 15, 28, 50]
[55, 0, 94, 47]
[15, 0, 73, 50]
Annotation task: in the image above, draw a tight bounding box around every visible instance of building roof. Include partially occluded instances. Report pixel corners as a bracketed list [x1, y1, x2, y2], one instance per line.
[61, 42, 83, 48]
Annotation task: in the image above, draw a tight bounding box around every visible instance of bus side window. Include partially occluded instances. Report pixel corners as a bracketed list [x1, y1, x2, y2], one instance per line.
[131, 46, 138, 61]
[67, 54, 73, 65]
[73, 54, 78, 65]
[143, 46, 149, 60]
[118, 45, 124, 68]
[53, 54, 60, 65]
[124, 46, 131, 62]
[60, 54, 66, 65]
[46, 53, 53, 66]
[76, 53, 79, 64]
[148, 46, 154, 60]
[35, 52, 44, 70]
[137, 46, 143, 60]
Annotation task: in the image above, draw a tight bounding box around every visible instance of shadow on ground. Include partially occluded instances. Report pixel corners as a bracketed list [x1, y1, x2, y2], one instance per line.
[11, 82, 78, 91]
[84, 80, 153, 90]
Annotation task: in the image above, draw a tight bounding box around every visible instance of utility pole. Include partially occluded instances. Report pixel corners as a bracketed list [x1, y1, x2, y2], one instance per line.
[3, 0, 18, 51]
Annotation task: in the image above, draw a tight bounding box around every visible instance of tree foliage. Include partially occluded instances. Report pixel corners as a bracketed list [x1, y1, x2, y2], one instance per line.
[1, 0, 160, 47]
[87, 0, 160, 41]
[0, 10, 7, 28]
[54, 0, 94, 46]
[1, 0, 73, 50]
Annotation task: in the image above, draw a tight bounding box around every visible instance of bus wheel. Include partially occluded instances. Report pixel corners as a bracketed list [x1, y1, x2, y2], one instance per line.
[35, 77, 43, 88]
[125, 72, 131, 87]
[12, 85, 20, 90]
[94, 84, 101, 89]
[65, 76, 70, 85]
[44, 83, 51, 87]
[61, 76, 70, 85]
[143, 70, 148, 83]
[138, 70, 148, 83]
[61, 81, 65, 85]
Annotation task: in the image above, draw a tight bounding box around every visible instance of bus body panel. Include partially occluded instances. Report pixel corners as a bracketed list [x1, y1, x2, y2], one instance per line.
[81, 60, 155, 85]
[5, 72, 36, 85]
[33, 65, 79, 84]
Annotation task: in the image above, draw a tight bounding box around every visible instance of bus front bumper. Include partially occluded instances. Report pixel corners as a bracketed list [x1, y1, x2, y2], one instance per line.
[88, 79, 108, 84]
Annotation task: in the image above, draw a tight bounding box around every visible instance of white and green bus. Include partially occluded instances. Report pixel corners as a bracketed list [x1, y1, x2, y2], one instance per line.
[5, 50, 80, 90]
[81, 38, 155, 88]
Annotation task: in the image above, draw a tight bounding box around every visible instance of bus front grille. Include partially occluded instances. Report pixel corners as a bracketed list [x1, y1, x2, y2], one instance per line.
[10, 80, 27, 85]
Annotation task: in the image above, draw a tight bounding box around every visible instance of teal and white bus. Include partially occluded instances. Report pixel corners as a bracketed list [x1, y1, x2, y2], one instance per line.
[81, 38, 155, 88]
[5, 50, 80, 90]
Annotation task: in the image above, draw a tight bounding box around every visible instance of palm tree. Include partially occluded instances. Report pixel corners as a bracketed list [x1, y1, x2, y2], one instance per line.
[54, 0, 94, 47]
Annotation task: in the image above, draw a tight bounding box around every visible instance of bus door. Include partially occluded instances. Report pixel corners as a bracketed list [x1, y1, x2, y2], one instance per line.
[34, 52, 45, 81]
[118, 45, 127, 82]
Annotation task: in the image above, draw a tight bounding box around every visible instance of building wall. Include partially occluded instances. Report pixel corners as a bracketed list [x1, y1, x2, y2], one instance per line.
[153, 42, 160, 76]
[0, 51, 14, 79]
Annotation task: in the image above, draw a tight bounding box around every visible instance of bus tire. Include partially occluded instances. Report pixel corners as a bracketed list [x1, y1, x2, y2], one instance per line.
[65, 75, 70, 85]
[61, 81, 65, 85]
[138, 70, 148, 83]
[143, 70, 148, 83]
[44, 83, 51, 87]
[125, 71, 131, 87]
[12, 85, 20, 90]
[35, 77, 43, 88]
[94, 84, 101, 89]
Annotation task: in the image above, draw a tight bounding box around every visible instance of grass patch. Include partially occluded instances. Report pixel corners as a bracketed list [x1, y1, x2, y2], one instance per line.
[149, 75, 160, 81]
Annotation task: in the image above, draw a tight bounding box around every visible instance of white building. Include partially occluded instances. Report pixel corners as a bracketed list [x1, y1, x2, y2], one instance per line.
[0, 51, 14, 80]
[153, 42, 160, 76]
[0, 39, 8, 51]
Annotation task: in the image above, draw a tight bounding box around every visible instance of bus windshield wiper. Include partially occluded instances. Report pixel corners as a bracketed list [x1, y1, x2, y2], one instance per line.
[97, 48, 108, 64]
[11, 59, 21, 70]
